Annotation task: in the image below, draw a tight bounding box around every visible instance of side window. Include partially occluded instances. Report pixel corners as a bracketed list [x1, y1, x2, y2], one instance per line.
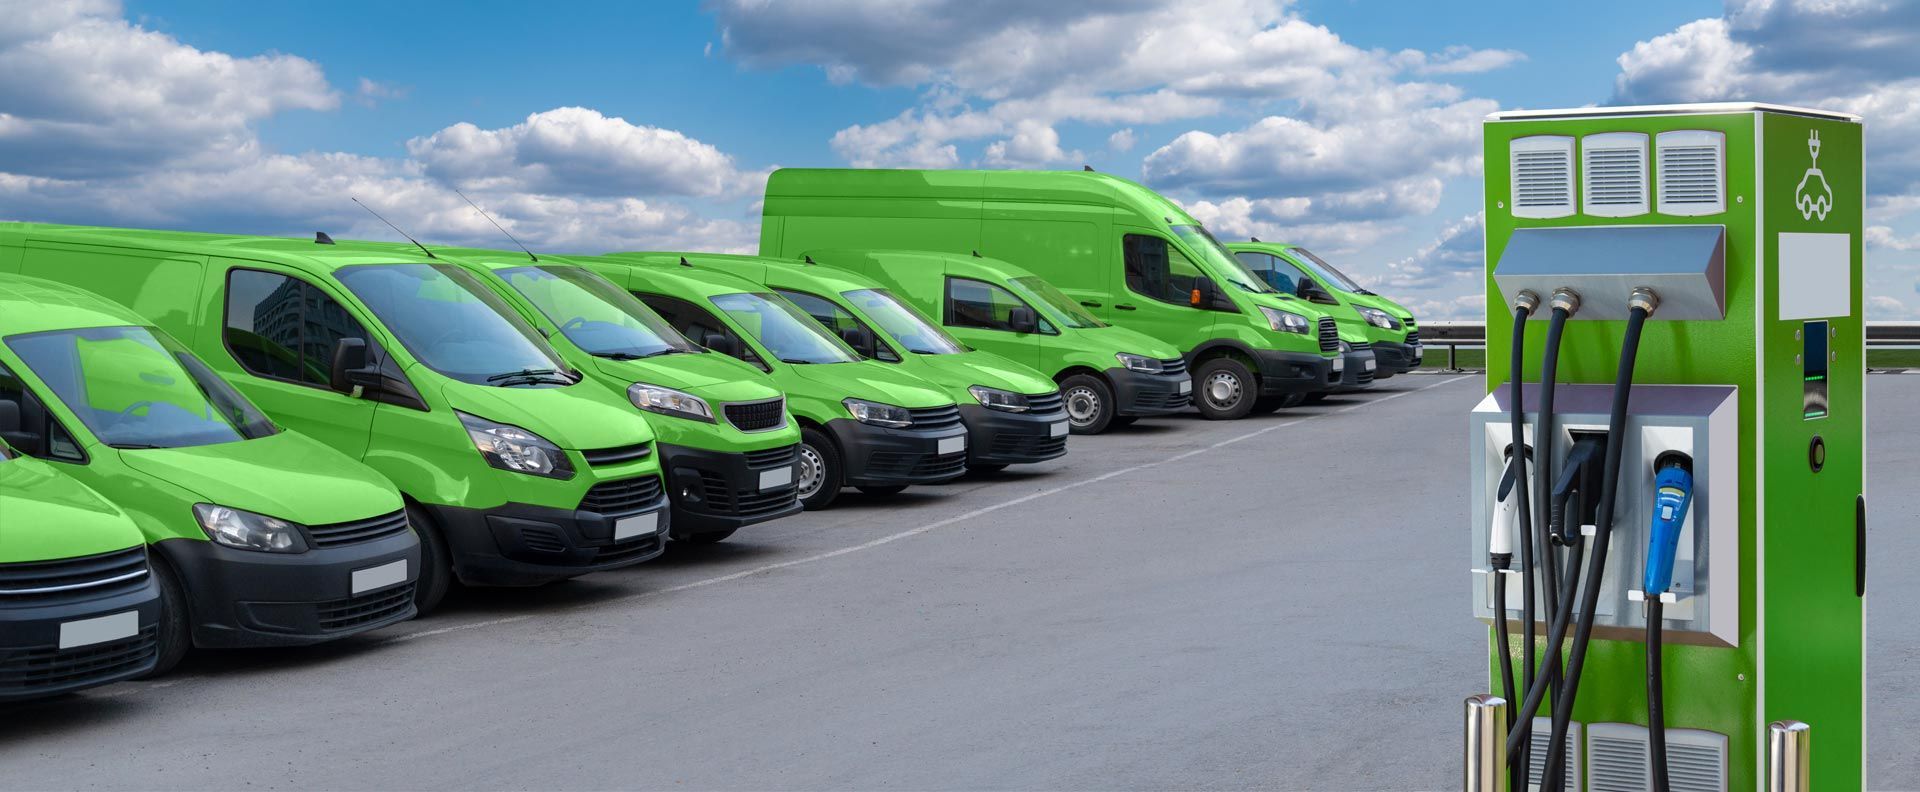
[634, 292, 765, 369]
[946, 277, 1054, 334]
[1233, 251, 1301, 294]
[776, 289, 860, 336]
[1123, 234, 1203, 306]
[224, 269, 373, 387]
[0, 364, 85, 462]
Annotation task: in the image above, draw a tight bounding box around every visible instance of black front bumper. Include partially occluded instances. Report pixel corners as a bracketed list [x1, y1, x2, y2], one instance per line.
[1106, 367, 1192, 416]
[824, 418, 970, 486]
[156, 527, 421, 649]
[0, 572, 161, 701]
[426, 480, 669, 588]
[658, 443, 803, 537]
[1371, 339, 1421, 376]
[1333, 349, 1379, 391]
[958, 404, 1069, 465]
[1249, 349, 1338, 396]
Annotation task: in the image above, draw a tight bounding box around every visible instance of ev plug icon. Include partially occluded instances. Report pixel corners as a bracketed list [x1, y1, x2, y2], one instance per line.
[1795, 130, 1834, 221]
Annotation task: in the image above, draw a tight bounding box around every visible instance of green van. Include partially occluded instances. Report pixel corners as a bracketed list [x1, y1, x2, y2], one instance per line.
[0, 225, 671, 614]
[798, 249, 1192, 434]
[759, 168, 1345, 420]
[0, 439, 163, 699]
[1228, 241, 1421, 379]
[576, 254, 970, 510]
[682, 253, 1070, 469]
[0, 273, 418, 674]
[431, 248, 803, 543]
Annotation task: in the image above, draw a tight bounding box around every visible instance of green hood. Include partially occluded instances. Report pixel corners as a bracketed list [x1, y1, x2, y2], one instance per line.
[1343, 289, 1415, 323]
[909, 351, 1056, 396]
[0, 456, 143, 562]
[118, 431, 403, 526]
[441, 379, 654, 451]
[788, 362, 950, 409]
[591, 350, 782, 405]
[1072, 324, 1183, 360]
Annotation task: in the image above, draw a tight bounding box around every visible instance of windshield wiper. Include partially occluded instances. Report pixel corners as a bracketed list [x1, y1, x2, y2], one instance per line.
[110, 443, 168, 450]
[486, 368, 568, 382]
[778, 358, 818, 365]
[595, 348, 687, 361]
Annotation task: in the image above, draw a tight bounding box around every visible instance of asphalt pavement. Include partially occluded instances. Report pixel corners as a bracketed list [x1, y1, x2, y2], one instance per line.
[3, 374, 1915, 790]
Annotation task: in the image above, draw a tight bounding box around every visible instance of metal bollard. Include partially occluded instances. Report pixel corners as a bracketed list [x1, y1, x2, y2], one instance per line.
[1768, 720, 1811, 792]
[1463, 694, 1508, 792]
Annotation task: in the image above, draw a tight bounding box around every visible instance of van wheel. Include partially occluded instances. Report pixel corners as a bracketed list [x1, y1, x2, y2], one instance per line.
[858, 485, 908, 496]
[679, 528, 738, 546]
[407, 504, 453, 616]
[139, 555, 191, 679]
[1059, 374, 1115, 434]
[797, 427, 842, 510]
[1194, 358, 1257, 420]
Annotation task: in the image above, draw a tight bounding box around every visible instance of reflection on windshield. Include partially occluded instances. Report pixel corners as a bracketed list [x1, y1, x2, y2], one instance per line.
[843, 289, 964, 355]
[710, 292, 860, 364]
[1010, 277, 1106, 329]
[8, 326, 277, 449]
[1289, 247, 1369, 293]
[337, 263, 571, 386]
[501, 265, 699, 360]
[1172, 224, 1276, 294]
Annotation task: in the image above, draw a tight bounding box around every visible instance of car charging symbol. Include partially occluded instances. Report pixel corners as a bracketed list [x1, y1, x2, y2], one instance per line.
[1795, 130, 1835, 221]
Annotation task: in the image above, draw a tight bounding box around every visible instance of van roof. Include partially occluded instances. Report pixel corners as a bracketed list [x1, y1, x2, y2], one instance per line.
[762, 168, 1201, 227]
[0, 222, 442, 273]
[590, 252, 781, 299]
[0, 273, 150, 336]
[801, 248, 1044, 281]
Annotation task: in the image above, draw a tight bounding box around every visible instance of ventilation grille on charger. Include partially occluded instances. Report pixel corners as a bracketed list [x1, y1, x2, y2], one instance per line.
[1657, 129, 1726, 216]
[1583, 132, 1649, 217]
[1511, 136, 1576, 219]
[1585, 722, 1728, 792]
[1525, 717, 1580, 792]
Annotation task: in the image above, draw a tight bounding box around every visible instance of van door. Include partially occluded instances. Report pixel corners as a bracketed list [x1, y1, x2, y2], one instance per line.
[1114, 233, 1213, 354]
[214, 262, 379, 459]
[18, 242, 207, 343]
[940, 276, 1044, 371]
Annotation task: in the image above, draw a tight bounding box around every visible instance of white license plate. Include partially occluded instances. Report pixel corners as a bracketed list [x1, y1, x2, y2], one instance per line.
[1049, 421, 1068, 438]
[1332, 356, 1346, 372]
[59, 610, 139, 650]
[759, 465, 793, 491]
[351, 559, 409, 595]
[1412, 344, 1423, 356]
[1177, 379, 1192, 394]
[1364, 358, 1377, 372]
[938, 436, 967, 456]
[614, 512, 659, 541]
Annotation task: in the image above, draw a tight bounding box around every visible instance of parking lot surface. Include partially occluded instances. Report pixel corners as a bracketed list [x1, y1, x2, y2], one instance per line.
[4, 374, 1915, 790]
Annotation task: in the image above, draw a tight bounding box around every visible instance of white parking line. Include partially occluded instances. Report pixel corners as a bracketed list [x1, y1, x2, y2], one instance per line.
[392, 374, 1476, 643]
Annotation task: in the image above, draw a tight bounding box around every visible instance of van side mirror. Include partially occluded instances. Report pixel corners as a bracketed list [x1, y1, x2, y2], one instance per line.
[838, 324, 877, 357]
[702, 329, 743, 359]
[1299, 279, 1339, 305]
[329, 338, 380, 395]
[0, 399, 43, 456]
[1008, 305, 1039, 334]
[1189, 276, 1235, 311]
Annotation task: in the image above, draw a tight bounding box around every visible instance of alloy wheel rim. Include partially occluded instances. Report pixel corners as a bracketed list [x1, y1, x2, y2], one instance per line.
[1065, 385, 1101, 426]
[797, 444, 826, 498]
[1205, 371, 1241, 408]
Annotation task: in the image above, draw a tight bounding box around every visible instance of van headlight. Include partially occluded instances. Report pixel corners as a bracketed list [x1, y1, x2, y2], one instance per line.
[1115, 353, 1165, 373]
[1355, 306, 1401, 330]
[843, 398, 913, 428]
[459, 411, 575, 479]
[1259, 306, 1310, 334]
[193, 504, 308, 553]
[968, 385, 1031, 413]
[628, 383, 714, 423]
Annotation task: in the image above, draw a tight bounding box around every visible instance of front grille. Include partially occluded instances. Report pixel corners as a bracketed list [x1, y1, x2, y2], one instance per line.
[307, 510, 410, 549]
[521, 526, 569, 554]
[1350, 341, 1373, 352]
[723, 397, 787, 432]
[580, 476, 665, 516]
[698, 471, 800, 517]
[582, 443, 652, 467]
[595, 532, 663, 563]
[906, 405, 964, 430]
[1405, 329, 1421, 346]
[1131, 389, 1193, 411]
[865, 451, 967, 480]
[315, 585, 414, 632]
[989, 433, 1068, 459]
[1156, 357, 1189, 376]
[1317, 317, 1338, 352]
[0, 626, 157, 694]
[744, 445, 798, 469]
[0, 547, 148, 604]
[1024, 391, 1065, 414]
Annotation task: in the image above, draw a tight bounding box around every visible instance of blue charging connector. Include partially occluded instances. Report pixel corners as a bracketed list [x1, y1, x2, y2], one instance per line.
[1642, 455, 1695, 596]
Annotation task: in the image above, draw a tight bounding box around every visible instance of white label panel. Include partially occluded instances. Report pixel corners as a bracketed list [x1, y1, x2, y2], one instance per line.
[351, 559, 409, 595]
[759, 466, 793, 491]
[937, 436, 966, 456]
[1778, 232, 1851, 320]
[1049, 421, 1068, 438]
[1178, 380, 1192, 394]
[60, 610, 139, 650]
[614, 512, 659, 541]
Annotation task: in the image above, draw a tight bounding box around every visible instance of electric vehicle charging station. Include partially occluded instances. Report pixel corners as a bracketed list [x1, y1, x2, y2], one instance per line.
[1466, 104, 1864, 791]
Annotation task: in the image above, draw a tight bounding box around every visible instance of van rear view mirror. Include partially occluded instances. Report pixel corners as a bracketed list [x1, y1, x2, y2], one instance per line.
[1008, 305, 1039, 334]
[329, 338, 379, 395]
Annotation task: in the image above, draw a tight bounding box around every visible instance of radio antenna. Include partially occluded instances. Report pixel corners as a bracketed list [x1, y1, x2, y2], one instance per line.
[351, 197, 436, 259]
[454, 189, 537, 262]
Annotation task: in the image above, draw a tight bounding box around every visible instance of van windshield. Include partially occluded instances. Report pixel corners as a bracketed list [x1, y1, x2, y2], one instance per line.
[710, 292, 860, 365]
[1289, 247, 1370, 294]
[1010, 277, 1106, 329]
[1172, 224, 1277, 295]
[337, 263, 574, 386]
[8, 326, 278, 449]
[499, 265, 700, 360]
[842, 289, 964, 355]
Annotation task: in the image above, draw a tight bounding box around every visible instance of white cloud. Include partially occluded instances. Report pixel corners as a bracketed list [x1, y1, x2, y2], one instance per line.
[1868, 225, 1920, 251]
[407, 107, 756, 199]
[355, 77, 408, 108]
[1378, 212, 1483, 292]
[1107, 128, 1136, 153]
[983, 121, 1081, 168]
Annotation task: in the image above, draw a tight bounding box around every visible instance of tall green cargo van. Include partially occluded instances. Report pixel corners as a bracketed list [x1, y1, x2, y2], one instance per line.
[1228, 241, 1420, 379]
[759, 169, 1345, 420]
[0, 225, 671, 615]
[574, 254, 969, 510]
[0, 272, 418, 675]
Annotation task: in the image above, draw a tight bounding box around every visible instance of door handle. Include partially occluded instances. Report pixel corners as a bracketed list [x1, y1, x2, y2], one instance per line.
[1080, 300, 1103, 308]
[1114, 304, 1137, 311]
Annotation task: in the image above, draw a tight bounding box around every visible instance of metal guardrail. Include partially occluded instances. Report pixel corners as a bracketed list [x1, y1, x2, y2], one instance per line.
[1417, 321, 1920, 372]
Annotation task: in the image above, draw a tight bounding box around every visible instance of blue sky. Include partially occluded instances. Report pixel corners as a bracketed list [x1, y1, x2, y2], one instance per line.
[4, 0, 1917, 319]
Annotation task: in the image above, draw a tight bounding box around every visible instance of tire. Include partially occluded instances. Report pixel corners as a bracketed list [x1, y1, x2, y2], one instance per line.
[1302, 392, 1327, 405]
[1193, 358, 1257, 420]
[1251, 395, 1289, 414]
[140, 555, 191, 679]
[797, 427, 843, 510]
[1059, 373, 1116, 435]
[969, 462, 1009, 474]
[857, 484, 908, 496]
[679, 527, 738, 546]
[407, 504, 453, 616]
